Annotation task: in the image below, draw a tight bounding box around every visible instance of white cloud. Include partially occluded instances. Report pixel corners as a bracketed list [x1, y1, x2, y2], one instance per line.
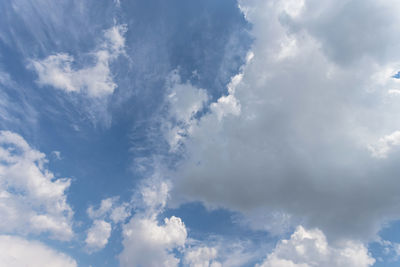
[140, 179, 170, 212]
[119, 179, 269, 266]
[85, 196, 131, 252]
[257, 226, 375, 267]
[119, 180, 187, 267]
[368, 131, 400, 158]
[164, 71, 209, 152]
[87, 197, 117, 219]
[31, 25, 126, 98]
[184, 246, 222, 267]
[120, 215, 187, 267]
[0, 235, 77, 267]
[184, 238, 267, 267]
[209, 72, 242, 121]
[168, 0, 400, 242]
[87, 196, 131, 223]
[166, 71, 209, 123]
[0, 131, 73, 240]
[278, 0, 305, 18]
[85, 220, 112, 252]
[110, 202, 131, 224]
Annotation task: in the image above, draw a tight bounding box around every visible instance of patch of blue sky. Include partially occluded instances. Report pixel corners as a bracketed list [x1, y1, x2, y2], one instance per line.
[368, 221, 400, 267]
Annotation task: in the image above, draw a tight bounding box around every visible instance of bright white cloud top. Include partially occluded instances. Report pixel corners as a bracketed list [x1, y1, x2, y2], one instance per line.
[120, 181, 187, 267]
[257, 226, 375, 267]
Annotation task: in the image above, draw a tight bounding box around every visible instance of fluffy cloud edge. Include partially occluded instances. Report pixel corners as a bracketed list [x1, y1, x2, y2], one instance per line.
[257, 226, 375, 267]
[30, 24, 127, 98]
[119, 180, 187, 267]
[0, 130, 74, 240]
[164, 0, 400, 243]
[0, 235, 77, 267]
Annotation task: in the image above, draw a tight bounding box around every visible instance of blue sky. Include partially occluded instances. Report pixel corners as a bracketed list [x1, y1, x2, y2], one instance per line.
[2, 0, 400, 266]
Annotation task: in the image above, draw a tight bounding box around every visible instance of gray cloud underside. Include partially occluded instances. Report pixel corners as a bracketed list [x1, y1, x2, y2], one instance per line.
[169, 0, 400, 241]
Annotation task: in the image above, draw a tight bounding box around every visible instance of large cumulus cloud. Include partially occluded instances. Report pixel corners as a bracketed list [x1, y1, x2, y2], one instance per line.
[167, 0, 400, 241]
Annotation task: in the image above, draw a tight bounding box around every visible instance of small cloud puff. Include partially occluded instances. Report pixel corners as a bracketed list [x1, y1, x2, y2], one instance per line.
[30, 25, 127, 98]
[85, 220, 112, 252]
[85, 196, 131, 253]
[184, 246, 222, 267]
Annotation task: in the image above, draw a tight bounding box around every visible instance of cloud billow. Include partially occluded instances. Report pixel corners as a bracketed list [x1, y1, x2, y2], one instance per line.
[167, 0, 400, 242]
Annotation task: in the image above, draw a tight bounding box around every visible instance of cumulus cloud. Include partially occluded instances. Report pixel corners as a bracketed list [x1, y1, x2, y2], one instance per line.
[257, 226, 375, 267]
[31, 25, 126, 98]
[85, 220, 112, 252]
[87, 196, 131, 224]
[0, 131, 73, 240]
[119, 180, 187, 267]
[121, 216, 187, 267]
[184, 238, 268, 267]
[368, 131, 400, 158]
[117, 178, 275, 266]
[167, 0, 400, 241]
[0, 235, 77, 267]
[184, 246, 221, 267]
[110, 202, 131, 224]
[87, 197, 117, 220]
[85, 196, 130, 252]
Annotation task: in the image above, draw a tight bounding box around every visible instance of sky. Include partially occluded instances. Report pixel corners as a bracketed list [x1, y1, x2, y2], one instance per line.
[2, 0, 400, 266]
